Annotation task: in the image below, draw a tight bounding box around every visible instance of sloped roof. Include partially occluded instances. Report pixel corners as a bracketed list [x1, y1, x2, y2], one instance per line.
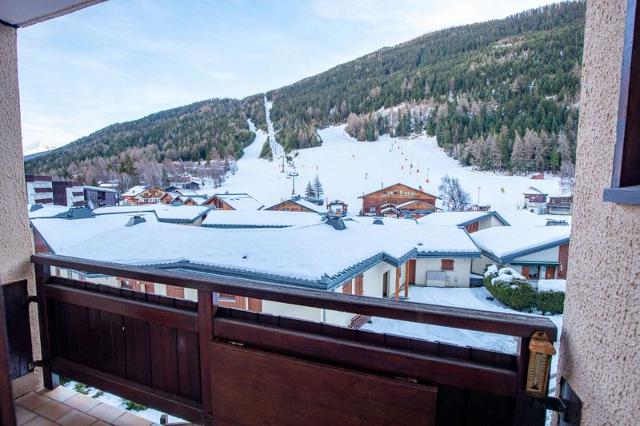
[121, 185, 148, 197]
[358, 183, 438, 199]
[211, 193, 264, 210]
[267, 198, 327, 213]
[523, 186, 547, 195]
[470, 226, 570, 263]
[202, 210, 323, 228]
[31, 214, 479, 290]
[93, 204, 211, 223]
[418, 211, 510, 227]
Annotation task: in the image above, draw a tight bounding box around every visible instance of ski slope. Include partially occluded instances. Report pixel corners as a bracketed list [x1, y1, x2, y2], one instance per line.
[218, 123, 566, 225]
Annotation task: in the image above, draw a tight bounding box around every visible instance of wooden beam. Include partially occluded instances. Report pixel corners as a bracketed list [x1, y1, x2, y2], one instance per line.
[35, 264, 59, 389]
[51, 358, 202, 423]
[213, 318, 517, 397]
[45, 281, 197, 332]
[395, 267, 401, 300]
[31, 254, 558, 340]
[197, 291, 215, 426]
[0, 285, 17, 426]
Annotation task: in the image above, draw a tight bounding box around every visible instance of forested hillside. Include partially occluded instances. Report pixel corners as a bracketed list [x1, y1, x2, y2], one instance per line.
[26, 1, 585, 180]
[24, 97, 266, 178]
[267, 1, 585, 172]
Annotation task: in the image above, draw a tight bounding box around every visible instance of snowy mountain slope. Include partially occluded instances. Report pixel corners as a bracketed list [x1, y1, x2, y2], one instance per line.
[217, 122, 567, 225]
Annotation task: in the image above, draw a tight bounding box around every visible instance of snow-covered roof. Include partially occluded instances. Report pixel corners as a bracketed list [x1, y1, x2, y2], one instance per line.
[202, 210, 323, 228]
[27, 204, 72, 219]
[418, 211, 509, 227]
[470, 226, 570, 263]
[213, 193, 264, 210]
[31, 215, 479, 290]
[121, 185, 148, 197]
[93, 204, 211, 223]
[523, 186, 547, 195]
[83, 185, 118, 193]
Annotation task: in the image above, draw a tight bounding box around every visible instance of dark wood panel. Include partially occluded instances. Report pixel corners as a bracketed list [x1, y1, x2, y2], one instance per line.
[2, 281, 33, 380]
[0, 285, 17, 426]
[51, 358, 202, 423]
[213, 318, 517, 397]
[33, 254, 557, 340]
[99, 311, 126, 377]
[149, 324, 180, 395]
[209, 342, 437, 426]
[46, 281, 197, 332]
[177, 329, 201, 402]
[124, 317, 151, 385]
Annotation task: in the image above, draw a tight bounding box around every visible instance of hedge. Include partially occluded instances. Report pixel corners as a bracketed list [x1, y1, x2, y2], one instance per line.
[537, 291, 565, 315]
[484, 276, 538, 312]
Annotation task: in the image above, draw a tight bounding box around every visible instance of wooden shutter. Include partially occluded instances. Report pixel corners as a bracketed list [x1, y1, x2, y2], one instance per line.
[441, 259, 454, 271]
[355, 275, 364, 295]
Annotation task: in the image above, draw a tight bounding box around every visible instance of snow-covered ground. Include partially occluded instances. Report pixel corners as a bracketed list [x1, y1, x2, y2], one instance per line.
[63, 381, 183, 424]
[218, 116, 568, 225]
[363, 285, 563, 384]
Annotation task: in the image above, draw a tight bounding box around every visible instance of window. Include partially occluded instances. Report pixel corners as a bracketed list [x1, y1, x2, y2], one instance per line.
[218, 293, 237, 302]
[604, 0, 640, 204]
[441, 259, 454, 271]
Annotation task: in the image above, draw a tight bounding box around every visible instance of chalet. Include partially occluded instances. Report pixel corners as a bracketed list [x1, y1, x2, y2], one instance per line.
[121, 185, 164, 205]
[204, 192, 264, 210]
[418, 210, 509, 233]
[83, 185, 118, 208]
[25, 175, 53, 205]
[547, 195, 573, 215]
[266, 197, 327, 214]
[359, 183, 437, 218]
[522, 186, 548, 210]
[327, 200, 348, 217]
[469, 226, 570, 280]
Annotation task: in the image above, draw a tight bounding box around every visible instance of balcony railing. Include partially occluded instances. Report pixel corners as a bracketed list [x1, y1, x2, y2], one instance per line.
[31, 253, 557, 426]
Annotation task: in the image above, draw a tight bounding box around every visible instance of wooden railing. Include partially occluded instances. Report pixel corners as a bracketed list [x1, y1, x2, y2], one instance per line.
[32, 253, 557, 426]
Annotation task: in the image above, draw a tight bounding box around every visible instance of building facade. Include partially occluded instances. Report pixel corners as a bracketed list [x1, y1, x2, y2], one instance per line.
[25, 175, 53, 205]
[359, 183, 437, 217]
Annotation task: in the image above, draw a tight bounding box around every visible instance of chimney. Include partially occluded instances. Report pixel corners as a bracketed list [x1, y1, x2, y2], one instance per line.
[325, 217, 347, 230]
[126, 215, 147, 227]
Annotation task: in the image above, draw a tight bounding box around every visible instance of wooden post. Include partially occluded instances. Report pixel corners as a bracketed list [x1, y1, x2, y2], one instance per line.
[34, 264, 59, 389]
[404, 262, 410, 298]
[0, 285, 17, 426]
[395, 267, 401, 300]
[197, 290, 216, 426]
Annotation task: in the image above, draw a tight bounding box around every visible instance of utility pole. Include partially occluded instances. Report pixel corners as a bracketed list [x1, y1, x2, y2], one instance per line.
[288, 171, 299, 195]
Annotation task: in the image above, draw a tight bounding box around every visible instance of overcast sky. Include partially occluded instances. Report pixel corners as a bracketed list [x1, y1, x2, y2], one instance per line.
[18, 0, 561, 154]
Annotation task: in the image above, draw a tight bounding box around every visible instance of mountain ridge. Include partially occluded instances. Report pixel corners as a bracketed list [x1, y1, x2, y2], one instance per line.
[25, 1, 585, 180]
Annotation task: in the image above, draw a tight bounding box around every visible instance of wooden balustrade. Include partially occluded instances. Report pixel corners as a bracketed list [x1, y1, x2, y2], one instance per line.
[31, 253, 556, 425]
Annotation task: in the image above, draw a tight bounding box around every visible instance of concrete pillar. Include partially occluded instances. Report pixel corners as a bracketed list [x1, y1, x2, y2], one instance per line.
[0, 22, 41, 396]
[559, 0, 640, 423]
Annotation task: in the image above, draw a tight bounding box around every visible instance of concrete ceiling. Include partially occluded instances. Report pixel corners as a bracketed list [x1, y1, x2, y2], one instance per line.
[0, 0, 104, 27]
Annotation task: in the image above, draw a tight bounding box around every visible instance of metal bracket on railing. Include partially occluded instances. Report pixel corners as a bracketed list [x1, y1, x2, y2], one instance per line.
[27, 296, 38, 304]
[28, 360, 44, 370]
[542, 396, 580, 424]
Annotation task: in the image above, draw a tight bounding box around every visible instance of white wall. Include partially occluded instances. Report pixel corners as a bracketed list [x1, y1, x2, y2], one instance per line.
[261, 300, 323, 322]
[363, 261, 395, 297]
[471, 254, 495, 275]
[511, 246, 559, 263]
[415, 257, 472, 287]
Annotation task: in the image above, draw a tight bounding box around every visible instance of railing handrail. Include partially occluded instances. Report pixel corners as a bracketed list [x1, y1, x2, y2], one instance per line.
[32, 253, 557, 340]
